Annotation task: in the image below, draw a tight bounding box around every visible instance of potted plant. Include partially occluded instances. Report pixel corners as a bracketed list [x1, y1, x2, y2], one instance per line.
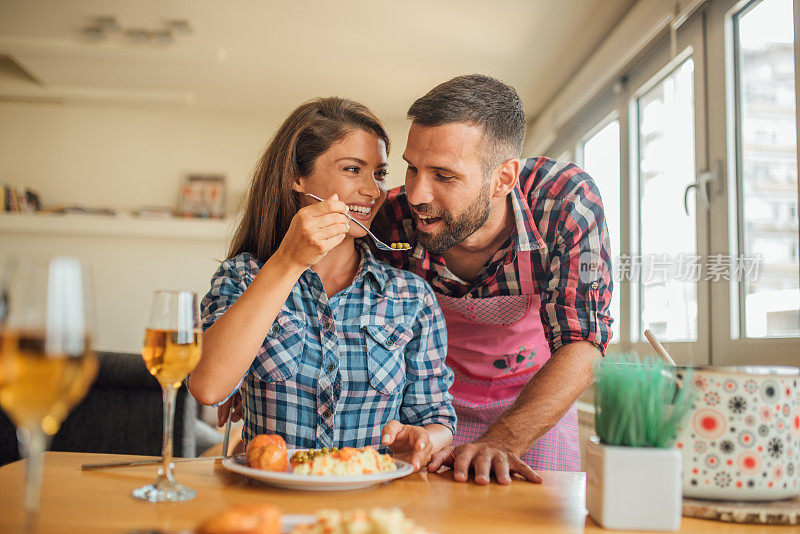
[586, 354, 694, 531]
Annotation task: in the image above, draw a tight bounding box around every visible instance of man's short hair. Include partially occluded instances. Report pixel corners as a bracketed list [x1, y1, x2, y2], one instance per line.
[407, 74, 526, 176]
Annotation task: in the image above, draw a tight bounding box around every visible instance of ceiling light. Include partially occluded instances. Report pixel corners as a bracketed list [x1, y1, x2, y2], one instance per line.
[166, 19, 192, 35]
[95, 17, 120, 32]
[125, 29, 150, 43]
[83, 26, 106, 41]
[152, 30, 174, 45]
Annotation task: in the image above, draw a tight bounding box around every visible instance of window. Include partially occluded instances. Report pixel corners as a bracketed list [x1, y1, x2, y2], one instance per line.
[580, 120, 621, 342]
[734, 0, 799, 338]
[541, 1, 798, 364]
[635, 59, 699, 342]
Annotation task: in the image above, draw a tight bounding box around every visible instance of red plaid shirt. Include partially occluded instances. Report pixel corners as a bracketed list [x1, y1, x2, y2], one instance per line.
[377, 157, 614, 355]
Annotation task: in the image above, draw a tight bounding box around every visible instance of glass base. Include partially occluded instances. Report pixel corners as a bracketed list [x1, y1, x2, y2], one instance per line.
[132, 480, 196, 503]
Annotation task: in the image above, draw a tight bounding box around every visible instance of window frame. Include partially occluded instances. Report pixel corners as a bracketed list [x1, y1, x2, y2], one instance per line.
[706, 0, 799, 365]
[625, 23, 712, 365]
[540, 3, 800, 365]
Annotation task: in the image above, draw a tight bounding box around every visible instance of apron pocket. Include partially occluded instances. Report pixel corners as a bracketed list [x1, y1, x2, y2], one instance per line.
[363, 323, 410, 395]
[251, 312, 305, 383]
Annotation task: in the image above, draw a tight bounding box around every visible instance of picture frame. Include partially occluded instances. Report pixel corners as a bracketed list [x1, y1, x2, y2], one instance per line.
[178, 174, 226, 218]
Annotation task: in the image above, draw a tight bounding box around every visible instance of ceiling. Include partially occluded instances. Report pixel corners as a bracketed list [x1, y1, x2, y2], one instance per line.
[0, 0, 637, 122]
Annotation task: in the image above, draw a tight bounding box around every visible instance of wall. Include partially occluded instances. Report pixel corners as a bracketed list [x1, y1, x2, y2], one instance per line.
[524, 0, 705, 156]
[0, 101, 410, 215]
[0, 220, 229, 352]
[0, 100, 410, 353]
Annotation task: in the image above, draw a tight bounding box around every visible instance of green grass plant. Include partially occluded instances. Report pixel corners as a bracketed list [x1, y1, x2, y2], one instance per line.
[593, 353, 694, 448]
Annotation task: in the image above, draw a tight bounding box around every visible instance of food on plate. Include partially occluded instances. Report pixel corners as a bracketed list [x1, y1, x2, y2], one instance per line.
[246, 434, 288, 472]
[291, 508, 430, 534]
[289, 446, 338, 466]
[196, 503, 281, 534]
[290, 446, 396, 476]
[390, 242, 411, 250]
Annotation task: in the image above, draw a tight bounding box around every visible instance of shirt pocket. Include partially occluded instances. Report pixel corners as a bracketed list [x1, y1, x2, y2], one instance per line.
[362, 322, 412, 395]
[251, 313, 306, 383]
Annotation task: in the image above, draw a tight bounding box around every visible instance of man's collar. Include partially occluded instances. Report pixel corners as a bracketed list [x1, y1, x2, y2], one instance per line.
[406, 184, 546, 267]
[510, 184, 546, 252]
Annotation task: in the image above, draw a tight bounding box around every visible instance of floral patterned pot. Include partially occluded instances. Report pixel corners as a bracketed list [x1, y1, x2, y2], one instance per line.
[676, 366, 800, 501]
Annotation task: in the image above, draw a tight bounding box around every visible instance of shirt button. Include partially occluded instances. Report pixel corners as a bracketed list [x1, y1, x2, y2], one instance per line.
[323, 318, 334, 331]
[269, 324, 280, 335]
[322, 410, 331, 419]
[326, 363, 335, 372]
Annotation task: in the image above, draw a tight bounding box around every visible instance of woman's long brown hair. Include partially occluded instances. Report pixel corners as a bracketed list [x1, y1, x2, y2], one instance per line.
[228, 97, 390, 262]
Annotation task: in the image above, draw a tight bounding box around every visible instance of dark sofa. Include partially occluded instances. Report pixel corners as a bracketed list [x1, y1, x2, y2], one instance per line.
[0, 351, 197, 466]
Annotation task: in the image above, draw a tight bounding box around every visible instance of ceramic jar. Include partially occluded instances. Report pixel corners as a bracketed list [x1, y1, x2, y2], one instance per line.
[676, 366, 800, 501]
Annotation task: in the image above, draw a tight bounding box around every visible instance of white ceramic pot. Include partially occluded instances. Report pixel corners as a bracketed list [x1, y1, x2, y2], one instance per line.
[676, 366, 800, 501]
[586, 437, 682, 531]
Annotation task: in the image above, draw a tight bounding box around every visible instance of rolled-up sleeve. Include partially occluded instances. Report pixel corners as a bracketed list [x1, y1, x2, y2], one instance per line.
[538, 173, 614, 355]
[198, 254, 258, 405]
[399, 284, 456, 435]
[201, 255, 255, 332]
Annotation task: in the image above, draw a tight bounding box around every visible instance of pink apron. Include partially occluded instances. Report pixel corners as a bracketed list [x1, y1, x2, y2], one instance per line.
[435, 252, 580, 471]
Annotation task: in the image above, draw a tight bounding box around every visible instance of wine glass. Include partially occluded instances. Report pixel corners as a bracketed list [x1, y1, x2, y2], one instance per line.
[0, 257, 98, 525]
[132, 290, 201, 502]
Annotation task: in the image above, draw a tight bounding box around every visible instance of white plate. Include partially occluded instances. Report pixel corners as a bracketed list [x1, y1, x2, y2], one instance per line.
[222, 450, 414, 491]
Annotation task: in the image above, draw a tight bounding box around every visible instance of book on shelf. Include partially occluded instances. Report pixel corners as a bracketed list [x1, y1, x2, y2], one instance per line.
[1, 182, 40, 213]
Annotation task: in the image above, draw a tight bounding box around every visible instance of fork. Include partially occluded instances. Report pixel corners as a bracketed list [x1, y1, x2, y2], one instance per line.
[304, 193, 408, 252]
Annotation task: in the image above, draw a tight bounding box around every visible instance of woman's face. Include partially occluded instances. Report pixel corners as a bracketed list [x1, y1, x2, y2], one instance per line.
[296, 128, 388, 238]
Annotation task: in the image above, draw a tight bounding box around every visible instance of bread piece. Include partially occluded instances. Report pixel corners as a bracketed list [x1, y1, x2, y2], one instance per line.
[246, 434, 288, 471]
[197, 503, 281, 534]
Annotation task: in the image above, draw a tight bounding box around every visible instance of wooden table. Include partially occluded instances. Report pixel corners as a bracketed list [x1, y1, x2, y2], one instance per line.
[0, 452, 794, 533]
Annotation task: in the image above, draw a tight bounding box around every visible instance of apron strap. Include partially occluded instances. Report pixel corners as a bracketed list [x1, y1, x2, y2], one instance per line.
[517, 250, 536, 296]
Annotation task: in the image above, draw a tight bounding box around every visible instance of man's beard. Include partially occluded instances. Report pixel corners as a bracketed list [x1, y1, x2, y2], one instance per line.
[413, 181, 492, 255]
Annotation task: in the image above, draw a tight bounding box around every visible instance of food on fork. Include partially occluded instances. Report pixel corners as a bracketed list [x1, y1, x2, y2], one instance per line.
[290, 446, 396, 476]
[390, 242, 411, 250]
[197, 503, 281, 534]
[291, 508, 430, 534]
[246, 434, 288, 472]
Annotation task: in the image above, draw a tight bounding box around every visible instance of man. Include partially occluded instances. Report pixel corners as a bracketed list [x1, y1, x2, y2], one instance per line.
[376, 74, 613, 485]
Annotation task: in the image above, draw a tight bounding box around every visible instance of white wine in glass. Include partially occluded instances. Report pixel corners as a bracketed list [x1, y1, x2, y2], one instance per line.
[0, 257, 97, 526]
[133, 290, 201, 502]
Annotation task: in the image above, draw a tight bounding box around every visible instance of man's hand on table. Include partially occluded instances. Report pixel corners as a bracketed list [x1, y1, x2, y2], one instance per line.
[380, 420, 433, 471]
[427, 440, 542, 485]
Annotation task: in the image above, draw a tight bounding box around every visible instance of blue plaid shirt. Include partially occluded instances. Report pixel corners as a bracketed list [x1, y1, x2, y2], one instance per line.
[201, 241, 456, 449]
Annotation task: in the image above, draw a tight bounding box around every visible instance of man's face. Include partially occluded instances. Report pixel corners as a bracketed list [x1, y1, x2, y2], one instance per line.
[403, 123, 492, 255]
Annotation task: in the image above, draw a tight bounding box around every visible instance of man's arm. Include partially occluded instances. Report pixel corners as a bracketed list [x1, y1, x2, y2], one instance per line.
[477, 341, 598, 456]
[427, 341, 599, 484]
[428, 161, 614, 484]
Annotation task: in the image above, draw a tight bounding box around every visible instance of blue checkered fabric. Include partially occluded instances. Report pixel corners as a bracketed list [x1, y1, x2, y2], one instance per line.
[200, 241, 455, 449]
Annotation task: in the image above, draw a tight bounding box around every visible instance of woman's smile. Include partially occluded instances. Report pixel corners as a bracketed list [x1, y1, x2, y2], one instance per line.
[347, 202, 375, 221]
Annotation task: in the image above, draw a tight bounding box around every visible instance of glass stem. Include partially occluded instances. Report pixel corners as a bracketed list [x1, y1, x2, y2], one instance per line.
[17, 425, 48, 521]
[159, 385, 178, 483]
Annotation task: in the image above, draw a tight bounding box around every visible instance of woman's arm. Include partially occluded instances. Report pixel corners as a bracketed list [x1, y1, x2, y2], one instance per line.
[189, 195, 350, 405]
[189, 253, 305, 405]
[423, 423, 453, 452]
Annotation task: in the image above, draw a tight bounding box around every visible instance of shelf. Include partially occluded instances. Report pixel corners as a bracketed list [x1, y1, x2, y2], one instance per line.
[0, 212, 236, 240]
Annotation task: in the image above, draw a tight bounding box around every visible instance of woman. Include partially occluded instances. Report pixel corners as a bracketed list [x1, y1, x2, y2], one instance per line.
[189, 97, 455, 470]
